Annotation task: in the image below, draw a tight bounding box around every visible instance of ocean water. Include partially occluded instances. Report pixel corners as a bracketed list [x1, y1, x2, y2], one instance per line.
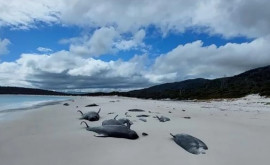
[0, 95, 70, 113]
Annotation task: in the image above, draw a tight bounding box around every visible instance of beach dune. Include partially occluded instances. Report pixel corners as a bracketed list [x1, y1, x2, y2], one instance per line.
[0, 95, 270, 165]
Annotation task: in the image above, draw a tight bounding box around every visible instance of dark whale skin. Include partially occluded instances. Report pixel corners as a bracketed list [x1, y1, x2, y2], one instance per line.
[171, 133, 208, 154]
[86, 125, 139, 140]
[80, 112, 100, 121]
[78, 109, 101, 121]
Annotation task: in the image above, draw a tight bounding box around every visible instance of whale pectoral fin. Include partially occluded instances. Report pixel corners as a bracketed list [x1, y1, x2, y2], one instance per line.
[94, 134, 109, 138]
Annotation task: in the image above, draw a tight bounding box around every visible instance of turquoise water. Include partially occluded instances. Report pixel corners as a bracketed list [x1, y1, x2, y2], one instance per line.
[0, 95, 70, 112]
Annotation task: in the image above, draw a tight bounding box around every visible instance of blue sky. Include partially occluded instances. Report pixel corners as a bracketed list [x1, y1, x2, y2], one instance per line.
[0, 25, 80, 61]
[0, 25, 252, 62]
[0, 0, 269, 92]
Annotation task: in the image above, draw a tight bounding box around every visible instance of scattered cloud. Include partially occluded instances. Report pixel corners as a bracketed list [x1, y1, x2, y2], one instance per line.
[0, 0, 270, 91]
[150, 36, 270, 83]
[114, 29, 146, 51]
[69, 27, 147, 57]
[0, 50, 152, 90]
[1, 0, 270, 37]
[37, 47, 53, 53]
[0, 35, 270, 90]
[69, 27, 118, 57]
[0, 38, 10, 55]
[0, 0, 61, 29]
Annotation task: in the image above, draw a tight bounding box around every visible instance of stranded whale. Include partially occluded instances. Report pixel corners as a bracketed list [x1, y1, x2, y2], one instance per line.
[156, 115, 170, 122]
[77, 109, 101, 121]
[170, 133, 208, 154]
[81, 121, 139, 140]
[102, 115, 133, 128]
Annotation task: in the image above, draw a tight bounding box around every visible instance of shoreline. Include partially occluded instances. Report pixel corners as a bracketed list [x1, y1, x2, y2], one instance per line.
[0, 99, 70, 113]
[0, 95, 73, 122]
[0, 95, 270, 165]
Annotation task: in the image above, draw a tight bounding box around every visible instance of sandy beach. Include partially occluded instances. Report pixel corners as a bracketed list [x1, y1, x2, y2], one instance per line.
[0, 95, 270, 165]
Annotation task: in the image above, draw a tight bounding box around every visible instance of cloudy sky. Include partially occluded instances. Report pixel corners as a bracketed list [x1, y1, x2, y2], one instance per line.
[0, 0, 269, 92]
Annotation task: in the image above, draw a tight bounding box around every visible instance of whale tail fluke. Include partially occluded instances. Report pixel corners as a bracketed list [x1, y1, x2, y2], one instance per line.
[77, 110, 83, 116]
[170, 133, 176, 138]
[80, 121, 89, 128]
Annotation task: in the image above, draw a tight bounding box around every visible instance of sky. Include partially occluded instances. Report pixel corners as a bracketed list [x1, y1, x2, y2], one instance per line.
[0, 0, 269, 92]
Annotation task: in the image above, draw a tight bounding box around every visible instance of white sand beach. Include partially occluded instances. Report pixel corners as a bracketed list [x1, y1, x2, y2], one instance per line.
[0, 95, 270, 165]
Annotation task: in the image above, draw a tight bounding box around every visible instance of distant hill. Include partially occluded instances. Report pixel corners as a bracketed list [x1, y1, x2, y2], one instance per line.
[0, 87, 68, 96]
[120, 65, 270, 99]
[1, 65, 270, 100]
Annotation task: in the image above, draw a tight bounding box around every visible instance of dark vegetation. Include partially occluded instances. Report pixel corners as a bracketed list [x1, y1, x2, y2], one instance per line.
[119, 65, 270, 99]
[1, 65, 270, 100]
[0, 86, 68, 95]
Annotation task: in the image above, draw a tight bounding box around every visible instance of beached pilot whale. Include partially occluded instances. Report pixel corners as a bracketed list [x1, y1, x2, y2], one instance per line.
[156, 115, 170, 122]
[102, 115, 119, 125]
[81, 121, 139, 140]
[102, 115, 133, 128]
[116, 117, 133, 127]
[77, 108, 101, 121]
[124, 112, 131, 117]
[170, 133, 208, 154]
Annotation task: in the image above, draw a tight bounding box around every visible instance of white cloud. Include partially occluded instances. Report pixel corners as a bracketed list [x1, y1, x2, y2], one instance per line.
[0, 61, 31, 87]
[68, 27, 147, 57]
[1, 0, 270, 38]
[150, 36, 270, 83]
[84, 27, 118, 55]
[0, 0, 61, 29]
[192, 0, 270, 38]
[69, 27, 118, 56]
[1, 35, 269, 91]
[114, 29, 146, 51]
[0, 50, 152, 90]
[37, 47, 53, 53]
[1, 0, 270, 91]
[0, 38, 10, 55]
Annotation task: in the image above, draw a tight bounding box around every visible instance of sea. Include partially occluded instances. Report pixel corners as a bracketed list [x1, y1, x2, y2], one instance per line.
[0, 95, 71, 120]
